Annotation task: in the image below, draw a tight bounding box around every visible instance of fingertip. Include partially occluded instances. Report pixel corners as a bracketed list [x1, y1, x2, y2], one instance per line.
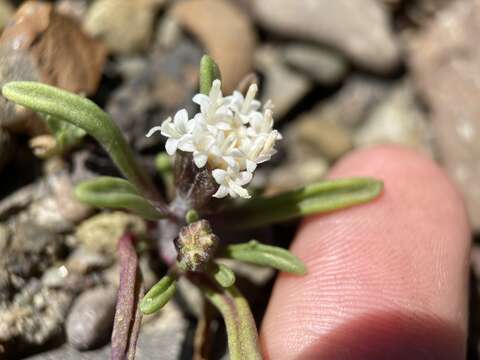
[261, 145, 470, 360]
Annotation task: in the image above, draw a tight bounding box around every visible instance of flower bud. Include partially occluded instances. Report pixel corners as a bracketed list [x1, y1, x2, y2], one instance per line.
[174, 219, 218, 272]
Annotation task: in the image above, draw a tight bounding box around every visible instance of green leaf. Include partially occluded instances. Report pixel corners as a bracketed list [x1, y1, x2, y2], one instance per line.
[74, 177, 164, 220]
[140, 274, 177, 315]
[223, 240, 306, 275]
[208, 262, 236, 288]
[199, 55, 222, 95]
[221, 177, 383, 229]
[202, 285, 261, 360]
[2, 82, 162, 205]
[44, 114, 86, 153]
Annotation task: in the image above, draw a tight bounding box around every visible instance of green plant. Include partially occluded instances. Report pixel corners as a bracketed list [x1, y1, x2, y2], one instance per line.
[2, 56, 383, 360]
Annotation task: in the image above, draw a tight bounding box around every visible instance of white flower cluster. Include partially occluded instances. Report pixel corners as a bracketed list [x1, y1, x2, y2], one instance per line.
[146, 80, 281, 199]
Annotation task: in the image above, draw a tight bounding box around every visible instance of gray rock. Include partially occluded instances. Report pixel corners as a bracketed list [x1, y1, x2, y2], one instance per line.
[66, 286, 117, 350]
[0, 281, 73, 353]
[354, 82, 433, 154]
[287, 114, 354, 162]
[252, 0, 400, 73]
[319, 75, 391, 129]
[255, 45, 311, 119]
[265, 158, 329, 196]
[26, 302, 190, 360]
[107, 38, 202, 151]
[407, 0, 480, 230]
[282, 44, 349, 85]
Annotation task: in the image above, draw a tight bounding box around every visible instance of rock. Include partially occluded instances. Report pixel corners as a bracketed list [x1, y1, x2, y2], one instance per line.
[0, 0, 13, 31]
[66, 247, 113, 275]
[75, 211, 147, 255]
[135, 302, 191, 359]
[252, 0, 400, 73]
[316, 75, 391, 129]
[255, 45, 311, 119]
[170, 0, 256, 92]
[84, 0, 166, 54]
[107, 38, 202, 151]
[282, 44, 349, 85]
[354, 82, 433, 154]
[4, 219, 63, 281]
[0, 281, 73, 355]
[407, 0, 480, 230]
[56, 0, 89, 21]
[66, 286, 117, 350]
[25, 301, 190, 360]
[288, 115, 353, 162]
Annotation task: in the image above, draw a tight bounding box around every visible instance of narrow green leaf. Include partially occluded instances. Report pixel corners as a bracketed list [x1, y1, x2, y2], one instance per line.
[74, 177, 164, 220]
[208, 262, 236, 288]
[140, 274, 177, 315]
[221, 178, 383, 229]
[223, 240, 306, 275]
[202, 285, 261, 360]
[199, 55, 222, 95]
[2, 82, 162, 205]
[45, 114, 86, 150]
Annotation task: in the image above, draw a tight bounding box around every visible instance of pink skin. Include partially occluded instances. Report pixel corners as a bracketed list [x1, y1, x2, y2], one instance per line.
[260, 145, 471, 360]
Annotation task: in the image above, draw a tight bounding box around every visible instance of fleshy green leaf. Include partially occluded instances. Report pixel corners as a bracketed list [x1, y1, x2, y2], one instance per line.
[140, 274, 177, 315]
[223, 240, 306, 275]
[208, 262, 236, 288]
[1, 82, 162, 205]
[202, 285, 261, 360]
[221, 178, 383, 229]
[74, 177, 164, 220]
[199, 55, 222, 95]
[45, 114, 86, 152]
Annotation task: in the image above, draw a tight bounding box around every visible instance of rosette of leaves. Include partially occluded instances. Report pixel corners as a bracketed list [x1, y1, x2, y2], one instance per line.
[1, 56, 383, 360]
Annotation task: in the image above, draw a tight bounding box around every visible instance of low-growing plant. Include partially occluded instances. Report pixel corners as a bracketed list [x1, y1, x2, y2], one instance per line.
[2, 55, 383, 360]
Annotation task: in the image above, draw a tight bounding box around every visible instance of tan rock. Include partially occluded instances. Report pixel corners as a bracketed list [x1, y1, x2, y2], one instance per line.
[252, 0, 400, 73]
[407, 0, 480, 229]
[84, 0, 165, 54]
[76, 211, 147, 255]
[170, 0, 256, 93]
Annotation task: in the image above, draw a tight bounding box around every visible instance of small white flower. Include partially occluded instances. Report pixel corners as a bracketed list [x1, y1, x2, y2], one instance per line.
[212, 167, 252, 199]
[146, 109, 194, 155]
[146, 80, 281, 199]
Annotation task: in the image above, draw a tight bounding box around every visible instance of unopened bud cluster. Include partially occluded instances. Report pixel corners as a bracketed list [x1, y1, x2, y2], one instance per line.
[174, 219, 219, 272]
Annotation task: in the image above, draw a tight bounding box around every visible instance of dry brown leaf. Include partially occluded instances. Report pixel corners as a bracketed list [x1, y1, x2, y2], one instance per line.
[0, 0, 106, 95]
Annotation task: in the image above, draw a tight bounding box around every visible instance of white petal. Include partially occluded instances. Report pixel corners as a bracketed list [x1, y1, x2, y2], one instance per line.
[192, 94, 209, 107]
[177, 136, 195, 152]
[165, 139, 178, 155]
[174, 109, 189, 126]
[146, 126, 162, 138]
[237, 171, 253, 186]
[228, 180, 250, 199]
[193, 153, 208, 168]
[213, 185, 229, 198]
[212, 169, 227, 184]
[246, 160, 257, 173]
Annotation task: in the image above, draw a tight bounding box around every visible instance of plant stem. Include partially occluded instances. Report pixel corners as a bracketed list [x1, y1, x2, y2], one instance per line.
[202, 284, 262, 360]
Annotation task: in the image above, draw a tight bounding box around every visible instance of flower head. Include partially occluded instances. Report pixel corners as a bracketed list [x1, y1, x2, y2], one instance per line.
[147, 80, 281, 199]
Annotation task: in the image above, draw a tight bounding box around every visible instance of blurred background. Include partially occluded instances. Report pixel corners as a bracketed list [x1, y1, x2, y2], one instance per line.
[0, 0, 479, 359]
